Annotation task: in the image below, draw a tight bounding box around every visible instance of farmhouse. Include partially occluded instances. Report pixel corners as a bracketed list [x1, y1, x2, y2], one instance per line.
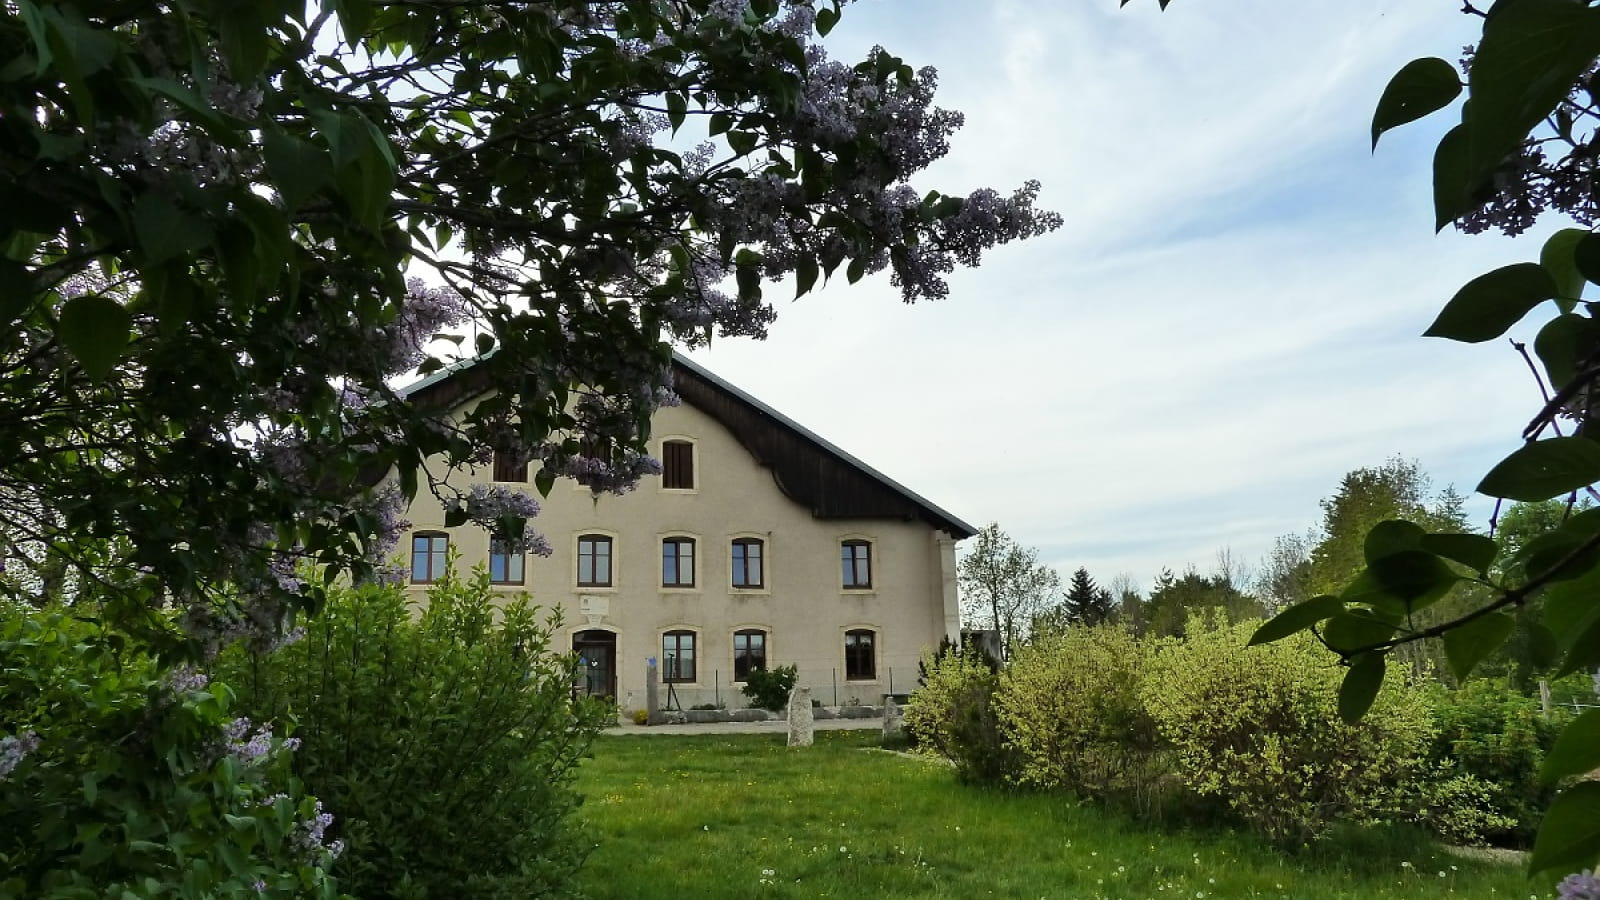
[395, 353, 976, 712]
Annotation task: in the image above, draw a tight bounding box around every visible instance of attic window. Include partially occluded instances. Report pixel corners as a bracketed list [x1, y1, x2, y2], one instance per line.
[662, 440, 694, 490]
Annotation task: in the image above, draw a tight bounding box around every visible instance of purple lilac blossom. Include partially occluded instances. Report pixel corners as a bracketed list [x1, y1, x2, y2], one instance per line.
[0, 731, 41, 780]
[164, 665, 210, 694]
[1560, 871, 1600, 900]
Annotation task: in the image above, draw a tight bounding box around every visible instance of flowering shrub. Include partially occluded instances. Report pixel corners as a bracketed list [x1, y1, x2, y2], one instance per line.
[741, 664, 799, 712]
[996, 625, 1166, 806]
[1140, 618, 1434, 844]
[905, 644, 1010, 783]
[218, 567, 610, 899]
[0, 603, 335, 897]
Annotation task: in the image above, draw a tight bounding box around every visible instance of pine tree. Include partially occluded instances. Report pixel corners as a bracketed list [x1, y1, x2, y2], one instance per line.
[1064, 567, 1115, 626]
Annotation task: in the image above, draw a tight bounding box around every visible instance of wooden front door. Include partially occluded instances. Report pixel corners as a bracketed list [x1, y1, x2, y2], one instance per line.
[573, 630, 617, 699]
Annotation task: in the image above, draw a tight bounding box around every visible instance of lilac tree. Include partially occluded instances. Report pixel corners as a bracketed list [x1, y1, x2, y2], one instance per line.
[0, 0, 1060, 651]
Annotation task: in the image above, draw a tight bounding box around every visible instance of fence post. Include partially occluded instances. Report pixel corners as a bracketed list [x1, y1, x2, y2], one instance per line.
[715, 669, 720, 708]
[832, 668, 838, 707]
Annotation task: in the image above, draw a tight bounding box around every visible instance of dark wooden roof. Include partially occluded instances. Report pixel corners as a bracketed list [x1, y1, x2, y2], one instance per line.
[399, 352, 977, 539]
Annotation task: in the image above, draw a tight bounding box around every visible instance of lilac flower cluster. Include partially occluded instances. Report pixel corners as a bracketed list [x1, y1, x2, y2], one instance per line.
[378, 279, 473, 374]
[222, 717, 278, 767]
[0, 731, 41, 781]
[295, 800, 346, 861]
[164, 665, 210, 695]
[1560, 871, 1600, 900]
[1455, 48, 1600, 235]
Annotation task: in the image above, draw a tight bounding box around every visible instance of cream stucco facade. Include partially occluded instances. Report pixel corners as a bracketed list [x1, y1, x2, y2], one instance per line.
[395, 356, 972, 712]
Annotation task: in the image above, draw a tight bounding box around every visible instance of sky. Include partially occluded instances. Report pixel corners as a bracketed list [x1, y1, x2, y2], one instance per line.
[682, 0, 1567, 593]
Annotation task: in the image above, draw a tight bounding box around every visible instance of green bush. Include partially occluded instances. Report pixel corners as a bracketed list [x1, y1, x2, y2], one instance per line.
[1141, 617, 1434, 844]
[905, 646, 1008, 783]
[0, 603, 335, 898]
[1412, 769, 1518, 846]
[1420, 678, 1562, 847]
[996, 625, 1165, 805]
[741, 664, 799, 712]
[218, 568, 610, 899]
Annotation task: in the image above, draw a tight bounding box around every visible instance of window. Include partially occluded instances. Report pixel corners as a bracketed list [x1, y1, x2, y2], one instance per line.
[663, 630, 696, 683]
[662, 440, 694, 489]
[662, 537, 695, 587]
[731, 538, 764, 589]
[841, 540, 872, 589]
[733, 629, 767, 681]
[577, 535, 613, 587]
[492, 446, 527, 482]
[490, 536, 524, 584]
[410, 532, 448, 583]
[845, 629, 876, 680]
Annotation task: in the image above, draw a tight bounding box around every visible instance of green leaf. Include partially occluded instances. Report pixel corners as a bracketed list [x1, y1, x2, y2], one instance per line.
[133, 192, 209, 265]
[0, 259, 36, 326]
[666, 92, 687, 134]
[1420, 532, 1498, 573]
[1371, 57, 1462, 150]
[708, 112, 732, 136]
[1339, 653, 1386, 724]
[1543, 567, 1600, 640]
[1433, 124, 1475, 231]
[56, 296, 131, 381]
[1577, 231, 1600, 285]
[795, 255, 819, 298]
[1479, 437, 1600, 501]
[1529, 782, 1600, 877]
[1364, 519, 1424, 563]
[1364, 550, 1459, 611]
[1461, 0, 1600, 230]
[735, 262, 760, 301]
[1535, 313, 1595, 391]
[1554, 615, 1600, 678]
[815, 6, 839, 36]
[1542, 228, 1589, 310]
[1527, 622, 1560, 670]
[263, 129, 334, 211]
[444, 506, 467, 528]
[1249, 595, 1344, 646]
[1442, 612, 1515, 681]
[1540, 708, 1600, 785]
[1323, 611, 1398, 653]
[846, 255, 867, 285]
[1423, 263, 1558, 343]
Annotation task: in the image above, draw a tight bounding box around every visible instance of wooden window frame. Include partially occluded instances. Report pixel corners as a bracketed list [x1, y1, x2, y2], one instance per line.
[841, 540, 872, 589]
[844, 629, 876, 681]
[662, 630, 697, 683]
[489, 536, 525, 585]
[410, 532, 449, 584]
[733, 629, 767, 682]
[661, 536, 696, 588]
[661, 439, 695, 490]
[730, 538, 764, 589]
[577, 534, 614, 588]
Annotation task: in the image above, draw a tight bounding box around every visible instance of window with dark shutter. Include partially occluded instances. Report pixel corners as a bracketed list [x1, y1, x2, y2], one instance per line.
[492, 447, 527, 482]
[662, 440, 694, 489]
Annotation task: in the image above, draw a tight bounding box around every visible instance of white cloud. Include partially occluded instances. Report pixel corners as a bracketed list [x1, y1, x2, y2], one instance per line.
[690, 1, 1560, 588]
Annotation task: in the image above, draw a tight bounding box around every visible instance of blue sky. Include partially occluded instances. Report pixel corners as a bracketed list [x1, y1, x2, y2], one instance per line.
[685, 0, 1566, 593]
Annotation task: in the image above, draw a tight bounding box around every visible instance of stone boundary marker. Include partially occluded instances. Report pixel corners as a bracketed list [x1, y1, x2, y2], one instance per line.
[787, 686, 814, 747]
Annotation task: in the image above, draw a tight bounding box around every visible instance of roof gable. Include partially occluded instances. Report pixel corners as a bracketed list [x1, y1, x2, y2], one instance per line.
[398, 352, 977, 539]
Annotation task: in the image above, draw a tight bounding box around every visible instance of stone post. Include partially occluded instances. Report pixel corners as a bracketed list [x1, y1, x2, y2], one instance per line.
[787, 686, 813, 747]
[882, 695, 905, 742]
[646, 658, 663, 726]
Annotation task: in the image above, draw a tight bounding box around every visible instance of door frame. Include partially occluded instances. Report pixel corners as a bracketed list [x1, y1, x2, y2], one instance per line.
[573, 629, 618, 699]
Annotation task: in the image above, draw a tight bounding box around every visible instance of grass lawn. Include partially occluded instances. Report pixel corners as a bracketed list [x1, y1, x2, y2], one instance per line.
[574, 730, 1541, 899]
